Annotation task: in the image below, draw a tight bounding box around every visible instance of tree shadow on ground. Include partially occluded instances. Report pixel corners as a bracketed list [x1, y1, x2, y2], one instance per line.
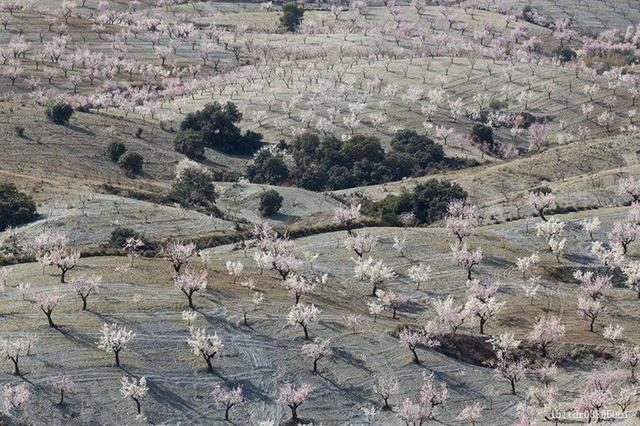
[67, 124, 95, 136]
[147, 379, 208, 421]
[270, 212, 301, 224]
[55, 326, 99, 351]
[332, 347, 372, 373]
[563, 253, 594, 265]
[316, 370, 370, 404]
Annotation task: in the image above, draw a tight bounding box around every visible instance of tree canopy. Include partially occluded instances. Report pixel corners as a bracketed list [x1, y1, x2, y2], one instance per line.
[247, 131, 472, 191]
[365, 179, 468, 225]
[0, 183, 38, 231]
[179, 102, 263, 156]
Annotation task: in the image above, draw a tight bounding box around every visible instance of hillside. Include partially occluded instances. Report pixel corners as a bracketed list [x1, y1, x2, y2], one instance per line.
[336, 132, 640, 222]
[4, 210, 639, 424]
[1, 0, 640, 425]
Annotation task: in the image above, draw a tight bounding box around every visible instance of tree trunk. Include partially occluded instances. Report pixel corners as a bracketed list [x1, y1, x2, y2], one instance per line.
[411, 348, 420, 364]
[45, 311, 55, 327]
[302, 324, 309, 339]
[225, 405, 231, 420]
[114, 350, 120, 367]
[61, 269, 67, 283]
[59, 390, 65, 405]
[383, 397, 391, 410]
[510, 379, 516, 395]
[82, 297, 87, 310]
[12, 359, 19, 376]
[205, 355, 213, 373]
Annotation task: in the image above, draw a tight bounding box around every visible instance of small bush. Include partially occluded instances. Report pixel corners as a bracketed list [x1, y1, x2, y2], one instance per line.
[0, 182, 38, 231]
[14, 126, 24, 137]
[210, 169, 242, 182]
[412, 180, 468, 224]
[518, 112, 553, 129]
[521, 6, 537, 24]
[45, 102, 74, 125]
[99, 183, 164, 204]
[365, 179, 467, 225]
[489, 99, 508, 110]
[471, 124, 494, 146]
[553, 46, 577, 64]
[168, 168, 218, 212]
[259, 190, 283, 217]
[280, 2, 304, 32]
[109, 227, 147, 248]
[135, 127, 144, 138]
[534, 186, 553, 195]
[174, 129, 205, 159]
[107, 142, 127, 162]
[117, 152, 143, 176]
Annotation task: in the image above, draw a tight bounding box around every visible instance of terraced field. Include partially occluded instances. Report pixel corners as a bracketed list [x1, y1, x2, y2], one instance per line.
[2, 207, 636, 424]
[1, 0, 640, 424]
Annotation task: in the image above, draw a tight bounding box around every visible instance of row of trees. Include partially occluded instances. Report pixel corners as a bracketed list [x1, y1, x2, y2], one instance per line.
[247, 130, 474, 191]
[0, 0, 635, 159]
[3, 179, 640, 422]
